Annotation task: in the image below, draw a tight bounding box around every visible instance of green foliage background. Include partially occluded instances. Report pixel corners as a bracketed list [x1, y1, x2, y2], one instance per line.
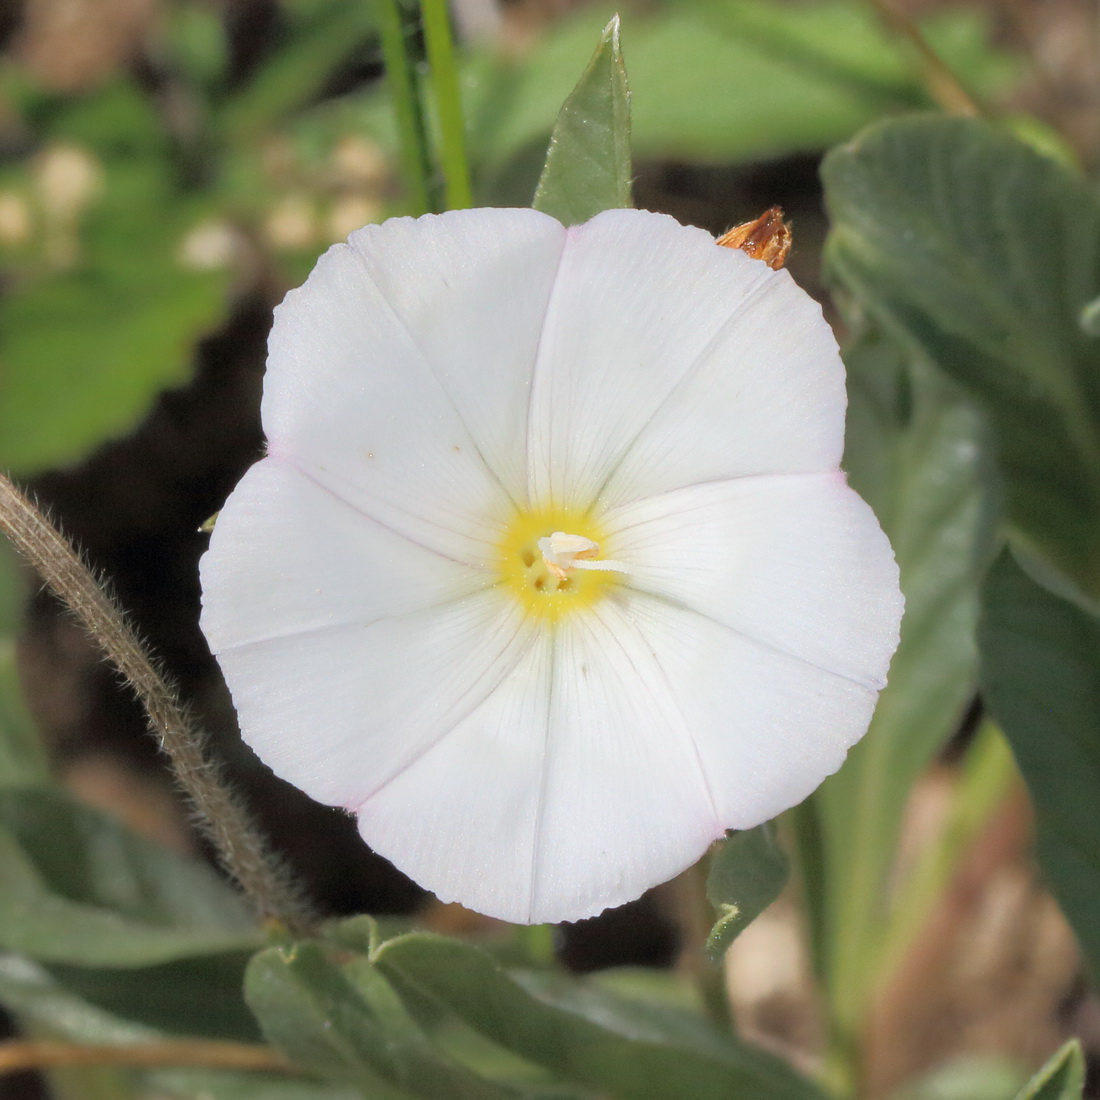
[0, 2, 1096, 1099]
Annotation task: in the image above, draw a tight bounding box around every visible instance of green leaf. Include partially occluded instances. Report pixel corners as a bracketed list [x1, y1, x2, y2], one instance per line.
[1, 257, 227, 473]
[795, 333, 994, 1042]
[532, 15, 632, 226]
[705, 824, 788, 955]
[0, 82, 230, 474]
[375, 933, 829, 1100]
[822, 115, 1100, 604]
[0, 788, 260, 966]
[1013, 1041, 1086, 1100]
[978, 551, 1100, 981]
[0, 956, 353, 1100]
[245, 942, 518, 1100]
[467, 0, 1017, 201]
[47, 953, 260, 1042]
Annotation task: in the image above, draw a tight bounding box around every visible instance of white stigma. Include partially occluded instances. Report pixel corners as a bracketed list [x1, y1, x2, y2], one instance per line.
[537, 531, 630, 581]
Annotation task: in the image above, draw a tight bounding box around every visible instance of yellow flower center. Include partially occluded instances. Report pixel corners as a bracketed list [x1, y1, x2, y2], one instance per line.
[497, 505, 627, 621]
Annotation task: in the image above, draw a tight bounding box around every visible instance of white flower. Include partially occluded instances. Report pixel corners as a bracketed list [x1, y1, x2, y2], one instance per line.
[199, 207, 903, 925]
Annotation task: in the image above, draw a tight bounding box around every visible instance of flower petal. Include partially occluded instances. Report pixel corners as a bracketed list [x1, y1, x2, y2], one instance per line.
[620, 593, 883, 828]
[603, 472, 902, 688]
[356, 630, 555, 923]
[200, 456, 488, 654]
[526, 209, 845, 509]
[263, 208, 567, 559]
[357, 601, 724, 925]
[529, 604, 725, 922]
[205, 585, 533, 810]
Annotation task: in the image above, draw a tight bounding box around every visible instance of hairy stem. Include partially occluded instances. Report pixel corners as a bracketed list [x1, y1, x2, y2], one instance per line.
[0, 472, 314, 936]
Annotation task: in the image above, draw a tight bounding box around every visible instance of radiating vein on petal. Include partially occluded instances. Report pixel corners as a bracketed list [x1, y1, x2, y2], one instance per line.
[208, 589, 534, 810]
[356, 630, 556, 924]
[263, 209, 566, 558]
[599, 258, 848, 505]
[601, 472, 902, 689]
[527, 604, 724, 923]
[526, 209, 774, 507]
[525, 208, 845, 510]
[200, 457, 490, 654]
[622, 594, 882, 828]
[347, 208, 566, 503]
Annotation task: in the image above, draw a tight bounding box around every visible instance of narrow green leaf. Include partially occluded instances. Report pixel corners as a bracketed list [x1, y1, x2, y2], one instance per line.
[875, 720, 1016, 983]
[0, 788, 260, 966]
[421, 0, 473, 210]
[0, 956, 352, 1100]
[1013, 1040, 1086, 1100]
[375, 933, 829, 1100]
[532, 16, 631, 226]
[376, 0, 433, 214]
[48, 953, 260, 1042]
[245, 942, 517, 1100]
[705, 824, 788, 956]
[0, 639, 46, 787]
[822, 115, 1100, 604]
[978, 551, 1100, 981]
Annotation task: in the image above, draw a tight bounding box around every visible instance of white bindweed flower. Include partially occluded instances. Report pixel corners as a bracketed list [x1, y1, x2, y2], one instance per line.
[199, 207, 903, 925]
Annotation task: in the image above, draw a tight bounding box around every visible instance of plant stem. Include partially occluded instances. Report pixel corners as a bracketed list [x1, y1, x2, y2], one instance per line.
[865, 0, 986, 117]
[0, 1039, 295, 1076]
[421, 0, 474, 209]
[377, 0, 435, 213]
[0, 473, 315, 937]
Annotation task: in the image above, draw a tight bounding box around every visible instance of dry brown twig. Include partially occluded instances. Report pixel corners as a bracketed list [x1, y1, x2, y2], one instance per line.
[0, 1038, 297, 1077]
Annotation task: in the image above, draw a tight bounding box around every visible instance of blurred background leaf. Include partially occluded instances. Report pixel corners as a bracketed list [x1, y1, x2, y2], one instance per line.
[792, 328, 998, 1081]
[979, 551, 1100, 982]
[822, 116, 1100, 607]
[0, 955, 349, 1099]
[463, 0, 1018, 202]
[0, 787, 259, 966]
[0, 82, 231, 474]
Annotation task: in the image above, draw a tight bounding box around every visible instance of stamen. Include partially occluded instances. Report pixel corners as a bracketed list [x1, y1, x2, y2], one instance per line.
[537, 531, 629, 580]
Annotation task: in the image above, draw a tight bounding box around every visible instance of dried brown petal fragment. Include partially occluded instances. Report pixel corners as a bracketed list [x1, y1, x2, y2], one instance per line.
[717, 207, 792, 270]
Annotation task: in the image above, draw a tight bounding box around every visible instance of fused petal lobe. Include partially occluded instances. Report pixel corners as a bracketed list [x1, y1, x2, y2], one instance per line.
[262, 208, 566, 560]
[526, 209, 846, 510]
[602, 471, 902, 689]
[199, 206, 904, 926]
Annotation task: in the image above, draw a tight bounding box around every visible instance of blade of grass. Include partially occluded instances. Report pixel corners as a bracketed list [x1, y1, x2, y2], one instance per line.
[421, 0, 474, 209]
[377, 0, 434, 214]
